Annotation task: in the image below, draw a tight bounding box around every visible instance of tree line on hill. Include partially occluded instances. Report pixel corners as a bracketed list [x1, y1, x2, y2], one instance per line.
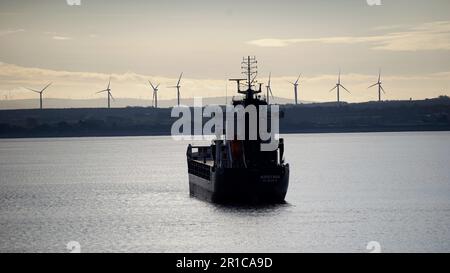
[0, 97, 449, 138]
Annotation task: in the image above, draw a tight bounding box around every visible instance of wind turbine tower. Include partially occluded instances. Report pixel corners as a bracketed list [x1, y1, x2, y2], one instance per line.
[329, 70, 350, 103]
[289, 74, 301, 105]
[97, 77, 114, 109]
[266, 73, 274, 104]
[368, 69, 386, 102]
[169, 73, 183, 106]
[26, 82, 52, 109]
[149, 80, 161, 108]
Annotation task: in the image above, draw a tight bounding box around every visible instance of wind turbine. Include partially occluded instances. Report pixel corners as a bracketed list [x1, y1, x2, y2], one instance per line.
[26, 82, 52, 109]
[368, 69, 385, 102]
[149, 80, 160, 108]
[329, 70, 350, 103]
[266, 73, 274, 104]
[289, 74, 301, 105]
[96, 77, 114, 109]
[169, 73, 183, 106]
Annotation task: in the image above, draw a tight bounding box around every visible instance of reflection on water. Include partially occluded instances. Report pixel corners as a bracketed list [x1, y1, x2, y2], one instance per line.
[211, 202, 291, 214]
[0, 132, 449, 253]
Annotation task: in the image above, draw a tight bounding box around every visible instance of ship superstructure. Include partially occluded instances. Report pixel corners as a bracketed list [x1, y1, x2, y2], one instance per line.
[186, 56, 290, 203]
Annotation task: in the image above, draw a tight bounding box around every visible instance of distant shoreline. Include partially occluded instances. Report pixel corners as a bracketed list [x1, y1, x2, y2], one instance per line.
[1, 97, 449, 139]
[0, 128, 449, 140]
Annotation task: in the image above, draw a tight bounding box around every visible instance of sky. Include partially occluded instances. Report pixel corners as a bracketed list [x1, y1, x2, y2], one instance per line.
[0, 0, 449, 106]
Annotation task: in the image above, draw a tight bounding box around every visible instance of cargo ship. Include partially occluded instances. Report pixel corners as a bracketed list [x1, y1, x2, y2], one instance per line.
[186, 56, 290, 204]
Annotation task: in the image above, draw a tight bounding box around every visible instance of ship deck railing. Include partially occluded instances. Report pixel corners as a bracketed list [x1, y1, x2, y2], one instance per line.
[188, 159, 212, 180]
[187, 145, 213, 162]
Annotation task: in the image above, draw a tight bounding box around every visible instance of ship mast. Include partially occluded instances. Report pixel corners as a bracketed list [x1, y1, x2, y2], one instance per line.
[244, 56, 256, 91]
[241, 56, 261, 99]
[230, 56, 262, 100]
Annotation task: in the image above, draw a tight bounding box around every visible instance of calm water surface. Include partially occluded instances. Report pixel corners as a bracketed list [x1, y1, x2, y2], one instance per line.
[0, 132, 449, 252]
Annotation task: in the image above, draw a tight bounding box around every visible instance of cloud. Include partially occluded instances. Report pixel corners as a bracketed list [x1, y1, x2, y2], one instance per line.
[44, 31, 74, 41]
[0, 62, 448, 103]
[0, 29, 25, 37]
[247, 21, 450, 51]
[371, 24, 410, 31]
[52, 36, 73, 41]
[0, 62, 152, 83]
[0, 62, 228, 100]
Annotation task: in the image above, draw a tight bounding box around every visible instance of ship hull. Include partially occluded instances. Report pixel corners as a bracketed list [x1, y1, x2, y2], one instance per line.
[188, 160, 289, 204]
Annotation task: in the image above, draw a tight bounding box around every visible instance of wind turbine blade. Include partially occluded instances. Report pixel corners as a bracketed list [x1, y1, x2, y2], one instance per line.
[268, 86, 274, 98]
[107, 77, 111, 89]
[268, 72, 271, 86]
[109, 93, 115, 101]
[340, 85, 351, 93]
[338, 70, 341, 84]
[41, 82, 53, 93]
[149, 80, 155, 90]
[155, 84, 160, 89]
[167, 86, 178, 88]
[177, 73, 183, 86]
[97, 90, 108, 94]
[381, 86, 386, 94]
[368, 83, 378, 89]
[378, 69, 381, 82]
[295, 74, 301, 84]
[26, 88, 41, 93]
[329, 86, 337, 92]
[287, 81, 295, 85]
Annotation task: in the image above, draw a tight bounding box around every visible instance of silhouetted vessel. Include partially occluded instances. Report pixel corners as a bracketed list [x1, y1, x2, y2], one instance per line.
[186, 57, 290, 204]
